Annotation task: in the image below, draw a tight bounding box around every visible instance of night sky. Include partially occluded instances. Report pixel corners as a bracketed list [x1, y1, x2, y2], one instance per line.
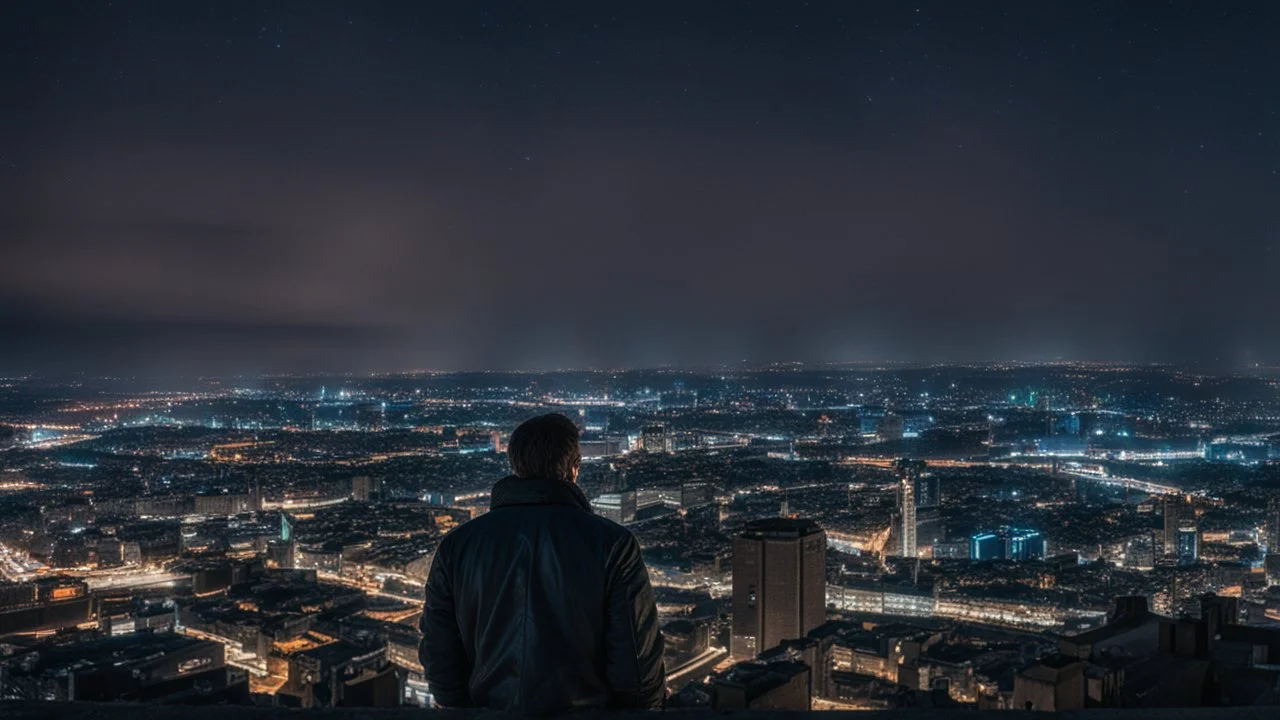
[2, 1, 1278, 373]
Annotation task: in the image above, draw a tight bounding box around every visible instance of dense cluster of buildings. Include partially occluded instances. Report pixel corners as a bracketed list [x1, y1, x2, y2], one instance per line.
[2, 364, 1280, 708]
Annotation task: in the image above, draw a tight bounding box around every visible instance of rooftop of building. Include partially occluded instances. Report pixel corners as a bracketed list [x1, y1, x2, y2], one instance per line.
[714, 659, 810, 700]
[738, 517, 824, 539]
[297, 639, 382, 668]
[4, 633, 215, 676]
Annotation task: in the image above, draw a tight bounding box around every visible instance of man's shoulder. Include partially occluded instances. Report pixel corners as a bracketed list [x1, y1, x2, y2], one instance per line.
[583, 512, 635, 542]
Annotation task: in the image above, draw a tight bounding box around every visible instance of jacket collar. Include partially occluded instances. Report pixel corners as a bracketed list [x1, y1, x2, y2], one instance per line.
[490, 475, 592, 513]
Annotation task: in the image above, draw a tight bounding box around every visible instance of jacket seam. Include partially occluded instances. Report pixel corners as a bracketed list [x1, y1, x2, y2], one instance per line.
[619, 536, 643, 697]
[519, 533, 533, 709]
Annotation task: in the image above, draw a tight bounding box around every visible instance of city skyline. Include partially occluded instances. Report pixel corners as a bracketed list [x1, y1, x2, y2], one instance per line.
[2, 362, 1280, 708]
[3, 1, 1280, 374]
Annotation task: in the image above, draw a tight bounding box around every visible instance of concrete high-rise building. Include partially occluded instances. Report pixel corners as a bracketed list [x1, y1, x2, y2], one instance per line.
[731, 518, 827, 660]
[1176, 524, 1199, 565]
[896, 459, 925, 558]
[900, 474, 917, 558]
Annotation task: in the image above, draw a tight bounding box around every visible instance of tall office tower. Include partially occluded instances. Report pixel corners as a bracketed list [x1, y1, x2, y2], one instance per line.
[1176, 524, 1200, 565]
[897, 459, 925, 558]
[1163, 495, 1191, 555]
[731, 518, 827, 660]
[900, 474, 917, 558]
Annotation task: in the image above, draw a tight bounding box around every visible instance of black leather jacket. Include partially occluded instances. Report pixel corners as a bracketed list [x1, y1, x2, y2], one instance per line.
[420, 476, 665, 715]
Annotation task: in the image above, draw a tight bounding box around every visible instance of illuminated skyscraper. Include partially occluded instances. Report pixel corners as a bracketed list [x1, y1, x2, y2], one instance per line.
[900, 474, 917, 558]
[1176, 524, 1199, 565]
[1267, 497, 1280, 552]
[731, 518, 826, 660]
[896, 460, 925, 558]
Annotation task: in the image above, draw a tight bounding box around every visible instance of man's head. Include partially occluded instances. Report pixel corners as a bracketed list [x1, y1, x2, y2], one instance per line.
[508, 413, 581, 483]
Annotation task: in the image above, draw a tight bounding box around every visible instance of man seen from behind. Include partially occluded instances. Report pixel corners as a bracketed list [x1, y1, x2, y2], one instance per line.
[420, 413, 665, 715]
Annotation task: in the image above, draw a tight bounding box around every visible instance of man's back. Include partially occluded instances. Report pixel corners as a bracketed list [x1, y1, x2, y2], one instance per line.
[421, 476, 664, 715]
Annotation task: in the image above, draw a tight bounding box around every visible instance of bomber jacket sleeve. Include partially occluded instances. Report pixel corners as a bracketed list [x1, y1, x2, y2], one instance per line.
[603, 531, 666, 709]
[420, 542, 473, 707]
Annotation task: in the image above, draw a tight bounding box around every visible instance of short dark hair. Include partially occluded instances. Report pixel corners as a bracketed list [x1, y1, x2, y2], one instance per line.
[507, 413, 581, 481]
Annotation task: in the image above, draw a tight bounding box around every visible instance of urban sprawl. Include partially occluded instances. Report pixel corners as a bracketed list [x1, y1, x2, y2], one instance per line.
[2, 363, 1280, 709]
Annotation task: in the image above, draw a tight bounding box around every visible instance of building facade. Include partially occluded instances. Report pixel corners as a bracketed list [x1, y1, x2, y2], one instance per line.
[731, 518, 827, 660]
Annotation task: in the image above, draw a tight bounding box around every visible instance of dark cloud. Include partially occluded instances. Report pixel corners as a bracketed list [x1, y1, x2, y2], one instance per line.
[1, 1, 1278, 373]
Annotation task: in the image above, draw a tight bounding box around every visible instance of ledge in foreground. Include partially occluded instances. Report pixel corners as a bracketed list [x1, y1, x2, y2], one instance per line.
[5, 702, 1280, 720]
